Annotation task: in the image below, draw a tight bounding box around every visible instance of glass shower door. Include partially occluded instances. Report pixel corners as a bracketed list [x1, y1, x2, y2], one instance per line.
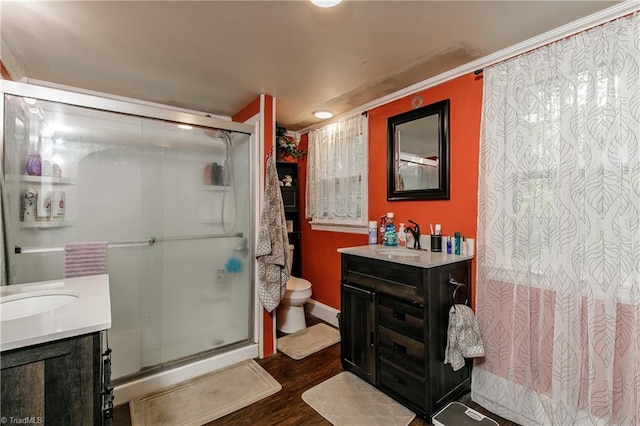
[139, 119, 253, 364]
[3, 92, 254, 381]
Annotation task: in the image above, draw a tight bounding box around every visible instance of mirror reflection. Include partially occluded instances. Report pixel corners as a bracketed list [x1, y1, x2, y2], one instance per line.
[395, 114, 440, 191]
[387, 99, 450, 201]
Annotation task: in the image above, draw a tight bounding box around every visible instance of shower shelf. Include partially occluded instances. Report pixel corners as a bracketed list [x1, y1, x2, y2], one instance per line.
[19, 175, 76, 185]
[20, 220, 73, 229]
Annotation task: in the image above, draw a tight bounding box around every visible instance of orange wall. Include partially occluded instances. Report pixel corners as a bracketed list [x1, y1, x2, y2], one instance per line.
[300, 73, 483, 309]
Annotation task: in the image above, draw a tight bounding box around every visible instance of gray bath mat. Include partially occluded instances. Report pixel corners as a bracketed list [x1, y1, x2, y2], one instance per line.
[129, 359, 281, 426]
[302, 371, 416, 426]
[277, 323, 340, 360]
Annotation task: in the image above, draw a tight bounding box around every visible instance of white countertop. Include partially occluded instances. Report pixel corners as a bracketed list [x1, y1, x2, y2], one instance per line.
[337, 244, 474, 268]
[1, 274, 111, 352]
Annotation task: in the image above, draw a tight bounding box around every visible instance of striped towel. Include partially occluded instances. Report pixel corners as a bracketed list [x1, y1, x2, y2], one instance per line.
[64, 241, 108, 278]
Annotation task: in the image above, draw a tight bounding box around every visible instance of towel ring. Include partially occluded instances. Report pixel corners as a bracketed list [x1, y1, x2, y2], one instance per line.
[449, 277, 468, 308]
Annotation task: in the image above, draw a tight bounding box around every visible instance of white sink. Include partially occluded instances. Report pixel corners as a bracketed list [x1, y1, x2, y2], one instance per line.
[1, 290, 80, 321]
[376, 248, 422, 258]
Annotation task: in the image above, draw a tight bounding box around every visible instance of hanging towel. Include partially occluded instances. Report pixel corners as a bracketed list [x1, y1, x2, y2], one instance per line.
[256, 156, 290, 313]
[64, 241, 108, 278]
[444, 304, 485, 371]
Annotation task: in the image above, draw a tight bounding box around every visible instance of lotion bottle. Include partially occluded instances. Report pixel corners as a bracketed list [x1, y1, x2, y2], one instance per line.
[397, 223, 407, 247]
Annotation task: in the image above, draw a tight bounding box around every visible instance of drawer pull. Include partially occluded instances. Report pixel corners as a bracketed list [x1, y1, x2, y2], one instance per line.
[370, 330, 375, 347]
[392, 311, 406, 321]
[393, 375, 407, 386]
[392, 342, 407, 354]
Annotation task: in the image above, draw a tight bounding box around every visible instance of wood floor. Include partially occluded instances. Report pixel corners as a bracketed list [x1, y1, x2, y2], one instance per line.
[113, 317, 519, 426]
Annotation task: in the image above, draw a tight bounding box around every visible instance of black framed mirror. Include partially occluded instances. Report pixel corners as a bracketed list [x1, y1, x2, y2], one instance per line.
[387, 99, 450, 201]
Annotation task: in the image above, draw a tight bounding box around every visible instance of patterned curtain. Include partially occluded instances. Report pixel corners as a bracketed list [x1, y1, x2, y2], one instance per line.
[473, 12, 640, 425]
[306, 113, 368, 225]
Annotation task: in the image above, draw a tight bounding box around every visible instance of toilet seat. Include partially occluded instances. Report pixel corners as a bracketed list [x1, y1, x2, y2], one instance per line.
[286, 276, 311, 291]
[283, 277, 312, 304]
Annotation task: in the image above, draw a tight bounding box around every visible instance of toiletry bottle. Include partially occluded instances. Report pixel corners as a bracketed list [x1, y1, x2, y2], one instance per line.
[368, 221, 378, 245]
[379, 215, 387, 244]
[26, 151, 42, 176]
[36, 190, 51, 221]
[22, 187, 37, 222]
[467, 238, 475, 256]
[383, 212, 397, 246]
[52, 163, 62, 178]
[51, 190, 66, 219]
[446, 236, 452, 254]
[397, 223, 407, 247]
[462, 237, 467, 255]
[454, 232, 461, 255]
[204, 163, 212, 185]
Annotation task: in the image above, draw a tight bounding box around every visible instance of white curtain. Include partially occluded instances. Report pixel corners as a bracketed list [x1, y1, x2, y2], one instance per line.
[306, 113, 368, 225]
[473, 12, 640, 426]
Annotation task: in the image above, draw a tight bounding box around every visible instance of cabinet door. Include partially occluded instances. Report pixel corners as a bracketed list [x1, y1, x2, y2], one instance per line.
[340, 282, 377, 384]
[0, 333, 102, 425]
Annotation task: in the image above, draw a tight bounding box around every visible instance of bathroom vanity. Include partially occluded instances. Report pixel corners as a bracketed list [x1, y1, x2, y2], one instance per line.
[0, 275, 112, 425]
[338, 245, 473, 420]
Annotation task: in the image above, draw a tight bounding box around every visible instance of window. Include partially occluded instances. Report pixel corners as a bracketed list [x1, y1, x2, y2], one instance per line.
[305, 113, 368, 231]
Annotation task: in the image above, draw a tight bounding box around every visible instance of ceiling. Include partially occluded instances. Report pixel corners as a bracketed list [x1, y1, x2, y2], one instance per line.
[0, 1, 623, 131]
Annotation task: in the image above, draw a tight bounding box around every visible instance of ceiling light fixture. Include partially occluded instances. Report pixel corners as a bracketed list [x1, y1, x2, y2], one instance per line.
[313, 110, 334, 119]
[310, 0, 342, 8]
[177, 124, 193, 130]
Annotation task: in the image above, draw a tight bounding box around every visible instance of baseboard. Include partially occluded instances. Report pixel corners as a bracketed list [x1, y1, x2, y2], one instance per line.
[305, 299, 340, 328]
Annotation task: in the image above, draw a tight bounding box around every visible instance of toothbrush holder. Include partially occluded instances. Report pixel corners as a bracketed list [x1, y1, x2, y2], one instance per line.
[430, 234, 442, 252]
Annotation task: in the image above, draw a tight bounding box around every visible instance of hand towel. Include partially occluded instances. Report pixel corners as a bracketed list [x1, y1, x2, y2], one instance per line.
[64, 241, 108, 278]
[256, 155, 290, 313]
[444, 304, 485, 371]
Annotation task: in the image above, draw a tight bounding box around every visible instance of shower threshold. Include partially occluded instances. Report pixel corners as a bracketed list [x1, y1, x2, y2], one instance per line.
[112, 339, 251, 387]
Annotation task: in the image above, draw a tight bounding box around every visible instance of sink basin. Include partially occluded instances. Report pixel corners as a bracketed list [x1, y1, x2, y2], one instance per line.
[1, 290, 79, 321]
[376, 248, 422, 258]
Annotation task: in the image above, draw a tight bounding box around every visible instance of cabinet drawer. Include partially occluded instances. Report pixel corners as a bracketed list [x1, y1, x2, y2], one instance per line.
[378, 295, 424, 341]
[343, 255, 423, 301]
[378, 325, 425, 375]
[379, 359, 426, 409]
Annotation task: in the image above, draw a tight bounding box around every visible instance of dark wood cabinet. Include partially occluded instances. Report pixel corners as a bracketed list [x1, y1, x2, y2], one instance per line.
[340, 282, 377, 383]
[340, 253, 472, 420]
[1, 332, 106, 425]
[276, 160, 302, 276]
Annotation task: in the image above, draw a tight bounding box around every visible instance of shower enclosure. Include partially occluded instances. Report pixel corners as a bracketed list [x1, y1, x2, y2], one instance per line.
[1, 81, 258, 388]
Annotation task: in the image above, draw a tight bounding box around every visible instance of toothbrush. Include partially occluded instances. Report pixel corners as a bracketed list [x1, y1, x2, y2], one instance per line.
[430, 224, 434, 235]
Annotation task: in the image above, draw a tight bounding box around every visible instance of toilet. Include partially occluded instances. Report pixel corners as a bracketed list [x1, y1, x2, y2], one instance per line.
[277, 245, 312, 334]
